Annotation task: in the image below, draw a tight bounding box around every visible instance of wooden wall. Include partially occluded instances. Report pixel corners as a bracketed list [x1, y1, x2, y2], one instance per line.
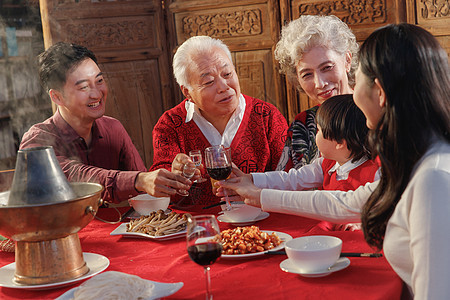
[407, 0, 450, 55]
[39, 0, 449, 167]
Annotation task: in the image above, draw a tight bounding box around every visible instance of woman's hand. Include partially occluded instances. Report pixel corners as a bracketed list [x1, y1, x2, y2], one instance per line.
[216, 164, 263, 207]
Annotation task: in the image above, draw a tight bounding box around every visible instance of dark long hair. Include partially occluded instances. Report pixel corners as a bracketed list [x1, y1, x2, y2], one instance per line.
[316, 94, 371, 162]
[360, 24, 450, 250]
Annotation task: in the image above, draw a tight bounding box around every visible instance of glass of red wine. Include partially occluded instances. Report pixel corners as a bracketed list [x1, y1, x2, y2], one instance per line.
[204, 145, 233, 210]
[186, 215, 222, 300]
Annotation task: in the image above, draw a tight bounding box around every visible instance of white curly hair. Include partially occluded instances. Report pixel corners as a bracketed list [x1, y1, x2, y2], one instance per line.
[173, 36, 233, 89]
[275, 15, 359, 91]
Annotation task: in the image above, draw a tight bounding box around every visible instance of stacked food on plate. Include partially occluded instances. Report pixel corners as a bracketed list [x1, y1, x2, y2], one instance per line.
[220, 226, 282, 255]
[126, 210, 188, 237]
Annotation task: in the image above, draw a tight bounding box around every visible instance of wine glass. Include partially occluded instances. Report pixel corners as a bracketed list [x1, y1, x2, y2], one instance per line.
[204, 145, 232, 210]
[186, 215, 222, 300]
[189, 150, 207, 183]
[177, 162, 196, 196]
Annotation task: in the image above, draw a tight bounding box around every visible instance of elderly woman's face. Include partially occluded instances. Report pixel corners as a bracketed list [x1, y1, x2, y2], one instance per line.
[184, 48, 240, 123]
[296, 46, 352, 104]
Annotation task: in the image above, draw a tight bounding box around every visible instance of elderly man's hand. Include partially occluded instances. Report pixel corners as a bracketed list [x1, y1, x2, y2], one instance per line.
[135, 169, 192, 197]
[171, 153, 201, 181]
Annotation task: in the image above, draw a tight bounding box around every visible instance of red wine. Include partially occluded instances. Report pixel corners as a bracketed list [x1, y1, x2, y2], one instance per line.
[206, 166, 231, 180]
[187, 243, 223, 266]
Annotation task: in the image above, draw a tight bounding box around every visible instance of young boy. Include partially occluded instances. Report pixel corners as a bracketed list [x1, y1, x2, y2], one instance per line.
[252, 95, 379, 189]
[250, 94, 380, 230]
[315, 94, 380, 191]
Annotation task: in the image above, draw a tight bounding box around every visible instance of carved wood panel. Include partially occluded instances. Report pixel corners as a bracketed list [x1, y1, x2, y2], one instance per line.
[39, 0, 174, 167]
[234, 50, 278, 106]
[407, 0, 450, 57]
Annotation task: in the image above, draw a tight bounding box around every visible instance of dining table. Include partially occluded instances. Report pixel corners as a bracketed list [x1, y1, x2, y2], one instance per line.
[0, 205, 403, 299]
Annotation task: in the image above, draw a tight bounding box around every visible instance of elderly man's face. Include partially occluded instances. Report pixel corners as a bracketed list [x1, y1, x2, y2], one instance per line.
[183, 47, 240, 124]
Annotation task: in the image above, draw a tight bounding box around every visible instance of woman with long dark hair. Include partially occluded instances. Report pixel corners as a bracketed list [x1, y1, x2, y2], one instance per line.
[219, 23, 450, 299]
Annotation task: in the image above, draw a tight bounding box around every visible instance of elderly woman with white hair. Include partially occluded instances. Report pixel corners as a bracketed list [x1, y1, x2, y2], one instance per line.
[150, 36, 288, 209]
[275, 15, 359, 171]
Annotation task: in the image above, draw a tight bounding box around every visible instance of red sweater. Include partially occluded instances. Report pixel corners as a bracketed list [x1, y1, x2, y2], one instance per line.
[150, 95, 288, 208]
[321, 158, 379, 191]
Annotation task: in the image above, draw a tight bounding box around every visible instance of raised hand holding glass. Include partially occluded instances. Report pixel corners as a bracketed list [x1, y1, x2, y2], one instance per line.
[176, 162, 196, 196]
[189, 150, 206, 183]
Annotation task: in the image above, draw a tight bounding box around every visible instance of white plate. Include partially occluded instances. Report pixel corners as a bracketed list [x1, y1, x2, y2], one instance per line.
[280, 257, 350, 278]
[110, 223, 186, 240]
[221, 231, 292, 259]
[217, 211, 270, 226]
[55, 279, 184, 300]
[0, 252, 109, 290]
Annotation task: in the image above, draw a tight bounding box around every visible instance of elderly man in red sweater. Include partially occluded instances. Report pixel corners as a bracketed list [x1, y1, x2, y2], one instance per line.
[150, 36, 288, 209]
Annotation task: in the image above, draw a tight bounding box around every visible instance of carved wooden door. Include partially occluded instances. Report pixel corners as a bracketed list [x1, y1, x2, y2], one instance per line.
[39, 0, 175, 167]
[406, 0, 450, 56]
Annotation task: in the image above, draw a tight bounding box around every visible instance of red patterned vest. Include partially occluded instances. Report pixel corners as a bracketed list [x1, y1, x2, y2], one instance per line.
[321, 158, 379, 191]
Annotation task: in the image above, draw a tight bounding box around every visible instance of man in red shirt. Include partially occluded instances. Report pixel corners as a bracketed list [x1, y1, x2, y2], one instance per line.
[20, 42, 191, 204]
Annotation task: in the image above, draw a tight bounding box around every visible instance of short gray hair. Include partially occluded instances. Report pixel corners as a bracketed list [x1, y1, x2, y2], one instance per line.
[275, 15, 359, 91]
[173, 36, 233, 89]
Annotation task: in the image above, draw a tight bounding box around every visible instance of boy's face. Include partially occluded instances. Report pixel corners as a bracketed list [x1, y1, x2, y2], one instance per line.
[52, 58, 108, 126]
[316, 125, 340, 161]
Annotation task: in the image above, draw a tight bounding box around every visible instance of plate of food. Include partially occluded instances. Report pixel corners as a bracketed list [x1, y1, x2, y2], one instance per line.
[219, 226, 292, 259]
[110, 211, 189, 240]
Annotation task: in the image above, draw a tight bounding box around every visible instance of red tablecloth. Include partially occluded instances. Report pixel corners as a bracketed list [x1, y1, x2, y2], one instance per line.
[0, 206, 403, 299]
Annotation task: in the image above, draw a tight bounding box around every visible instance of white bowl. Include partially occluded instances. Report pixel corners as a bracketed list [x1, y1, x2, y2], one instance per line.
[285, 236, 342, 272]
[221, 203, 262, 222]
[128, 194, 170, 215]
